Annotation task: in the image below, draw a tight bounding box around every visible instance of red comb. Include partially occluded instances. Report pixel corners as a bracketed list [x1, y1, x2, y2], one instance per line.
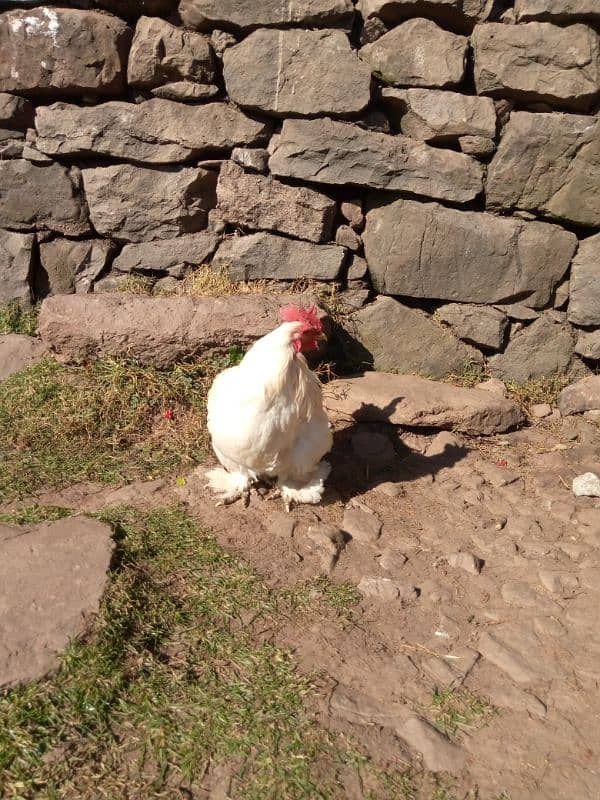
[279, 304, 322, 330]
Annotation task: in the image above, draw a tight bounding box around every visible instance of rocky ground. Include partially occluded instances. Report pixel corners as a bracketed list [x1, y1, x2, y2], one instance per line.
[1, 316, 600, 799]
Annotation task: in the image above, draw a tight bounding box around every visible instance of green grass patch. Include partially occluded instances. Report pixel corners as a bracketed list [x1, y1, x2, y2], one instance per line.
[0, 506, 410, 799]
[0, 302, 38, 336]
[428, 687, 495, 741]
[0, 504, 72, 526]
[0, 358, 222, 501]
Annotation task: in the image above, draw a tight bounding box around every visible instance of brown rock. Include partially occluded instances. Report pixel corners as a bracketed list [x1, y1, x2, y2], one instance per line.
[357, 0, 494, 31]
[363, 198, 576, 307]
[39, 239, 116, 295]
[0, 229, 34, 306]
[150, 81, 219, 102]
[0, 160, 90, 237]
[360, 19, 468, 88]
[568, 233, 600, 325]
[231, 147, 269, 173]
[127, 16, 215, 88]
[0, 516, 114, 688]
[113, 231, 219, 276]
[335, 225, 361, 251]
[486, 112, 600, 229]
[324, 371, 524, 434]
[212, 233, 345, 281]
[515, 0, 600, 23]
[436, 303, 508, 351]
[38, 292, 325, 366]
[558, 375, 600, 415]
[350, 296, 482, 378]
[0, 93, 34, 131]
[343, 506, 382, 543]
[35, 100, 270, 164]
[0, 7, 131, 98]
[216, 161, 336, 243]
[269, 117, 484, 204]
[472, 22, 600, 111]
[381, 87, 496, 142]
[223, 29, 371, 118]
[575, 330, 600, 361]
[81, 164, 217, 242]
[488, 315, 575, 383]
[179, 0, 355, 31]
[340, 199, 364, 231]
[399, 716, 466, 775]
[0, 334, 47, 381]
[459, 135, 496, 156]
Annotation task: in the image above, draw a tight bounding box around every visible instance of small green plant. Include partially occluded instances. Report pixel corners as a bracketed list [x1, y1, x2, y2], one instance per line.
[0, 302, 38, 336]
[505, 374, 570, 411]
[0, 504, 71, 525]
[429, 687, 495, 740]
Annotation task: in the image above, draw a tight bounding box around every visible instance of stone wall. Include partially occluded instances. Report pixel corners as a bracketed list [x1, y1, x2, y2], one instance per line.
[1, 0, 599, 381]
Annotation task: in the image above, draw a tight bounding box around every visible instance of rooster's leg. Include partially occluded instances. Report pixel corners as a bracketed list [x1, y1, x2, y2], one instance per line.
[204, 467, 253, 507]
[277, 461, 331, 512]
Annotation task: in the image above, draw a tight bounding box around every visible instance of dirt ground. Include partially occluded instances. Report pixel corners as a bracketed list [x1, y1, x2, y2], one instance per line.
[16, 409, 600, 800]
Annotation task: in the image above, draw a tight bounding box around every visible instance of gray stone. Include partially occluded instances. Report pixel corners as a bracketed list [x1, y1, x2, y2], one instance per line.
[0, 160, 90, 237]
[323, 371, 524, 434]
[495, 303, 540, 321]
[306, 523, 345, 574]
[486, 112, 600, 229]
[459, 135, 496, 156]
[436, 303, 508, 351]
[501, 580, 561, 613]
[180, 0, 355, 30]
[0, 93, 34, 131]
[558, 375, 600, 415]
[531, 403, 552, 418]
[0, 8, 131, 98]
[358, 576, 400, 601]
[210, 29, 237, 57]
[335, 225, 361, 251]
[379, 549, 408, 572]
[127, 16, 215, 88]
[0, 229, 34, 307]
[39, 238, 116, 295]
[150, 82, 219, 102]
[216, 161, 336, 243]
[484, 684, 547, 717]
[35, 100, 270, 164]
[113, 231, 219, 276]
[38, 292, 324, 367]
[488, 316, 575, 383]
[398, 716, 466, 775]
[478, 631, 540, 684]
[81, 164, 217, 243]
[347, 254, 368, 281]
[0, 516, 114, 688]
[223, 29, 371, 118]
[575, 330, 600, 361]
[351, 296, 481, 378]
[0, 130, 24, 159]
[343, 506, 382, 543]
[515, 0, 600, 23]
[538, 569, 579, 594]
[340, 199, 364, 231]
[554, 280, 570, 310]
[0, 334, 47, 381]
[472, 22, 600, 111]
[351, 430, 396, 466]
[360, 19, 467, 88]
[231, 147, 269, 173]
[448, 551, 483, 574]
[269, 118, 484, 204]
[572, 472, 600, 497]
[357, 0, 494, 30]
[212, 233, 344, 281]
[381, 87, 496, 142]
[569, 234, 600, 325]
[363, 198, 576, 307]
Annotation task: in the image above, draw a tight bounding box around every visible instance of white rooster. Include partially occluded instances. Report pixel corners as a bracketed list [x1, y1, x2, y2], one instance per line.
[204, 304, 332, 511]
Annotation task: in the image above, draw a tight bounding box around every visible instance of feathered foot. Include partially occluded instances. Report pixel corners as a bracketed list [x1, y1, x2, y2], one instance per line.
[278, 461, 331, 513]
[204, 467, 252, 507]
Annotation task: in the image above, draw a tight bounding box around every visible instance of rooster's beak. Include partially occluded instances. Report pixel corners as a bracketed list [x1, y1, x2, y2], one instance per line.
[316, 332, 327, 342]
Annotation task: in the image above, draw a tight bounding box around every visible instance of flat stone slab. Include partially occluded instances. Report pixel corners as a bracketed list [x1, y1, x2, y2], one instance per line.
[0, 334, 47, 381]
[0, 516, 114, 689]
[324, 372, 524, 435]
[38, 293, 325, 367]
